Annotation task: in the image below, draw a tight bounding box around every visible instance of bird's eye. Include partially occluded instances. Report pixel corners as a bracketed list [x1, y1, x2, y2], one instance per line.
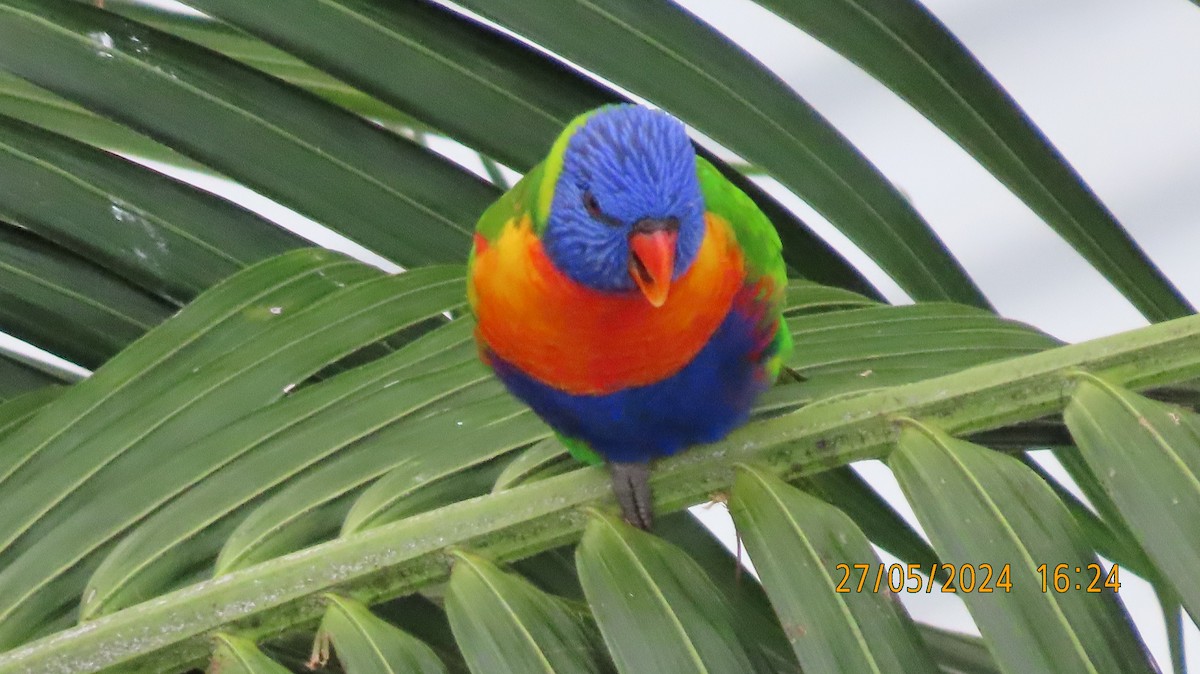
[582, 191, 603, 218]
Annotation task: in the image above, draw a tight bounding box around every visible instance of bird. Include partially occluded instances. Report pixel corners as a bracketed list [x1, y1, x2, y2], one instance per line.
[467, 104, 792, 529]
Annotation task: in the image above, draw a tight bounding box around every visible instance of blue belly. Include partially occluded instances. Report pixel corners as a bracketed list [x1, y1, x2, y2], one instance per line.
[488, 306, 771, 463]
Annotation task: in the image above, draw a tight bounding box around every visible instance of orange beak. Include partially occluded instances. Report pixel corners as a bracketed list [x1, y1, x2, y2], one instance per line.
[628, 227, 677, 308]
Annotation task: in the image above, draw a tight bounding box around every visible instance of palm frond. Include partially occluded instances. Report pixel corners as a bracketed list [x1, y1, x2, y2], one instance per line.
[0, 0, 1192, 672]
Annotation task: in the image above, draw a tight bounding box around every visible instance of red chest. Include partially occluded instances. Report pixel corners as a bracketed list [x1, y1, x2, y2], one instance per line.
[469, 213, 746, 395]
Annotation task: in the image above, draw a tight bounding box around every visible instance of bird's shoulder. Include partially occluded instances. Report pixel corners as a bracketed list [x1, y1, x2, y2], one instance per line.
[695, 156, 793, 374]
[695, 156, 786, 289]
[473, 161, 546, 247]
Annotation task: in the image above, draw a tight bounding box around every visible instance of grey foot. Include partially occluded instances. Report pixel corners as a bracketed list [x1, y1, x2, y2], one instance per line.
[610, 462, 654, 530]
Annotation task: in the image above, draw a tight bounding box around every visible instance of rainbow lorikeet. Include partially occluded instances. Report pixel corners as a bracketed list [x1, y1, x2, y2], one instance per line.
[467, 105, 792, 528]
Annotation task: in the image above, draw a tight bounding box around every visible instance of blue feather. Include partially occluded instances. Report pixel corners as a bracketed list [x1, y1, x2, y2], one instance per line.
[487, 298, 772, 463]
[543, 106, 706, 292]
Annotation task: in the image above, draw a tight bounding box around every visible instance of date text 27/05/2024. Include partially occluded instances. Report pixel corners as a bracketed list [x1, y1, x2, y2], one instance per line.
[833, 562, 1121, 594]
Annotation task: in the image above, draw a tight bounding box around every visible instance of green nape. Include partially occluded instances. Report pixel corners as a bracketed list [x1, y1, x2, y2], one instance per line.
[535, 104, 624, 226]
[472, 162, 542, 248]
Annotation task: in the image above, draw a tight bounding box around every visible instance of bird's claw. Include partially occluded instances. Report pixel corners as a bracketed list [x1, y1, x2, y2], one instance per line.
[610, 461, 654, 530]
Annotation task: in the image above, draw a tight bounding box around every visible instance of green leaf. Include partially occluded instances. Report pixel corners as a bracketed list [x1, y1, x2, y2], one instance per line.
[511, 547, 587, 604]
[176, 0, 607, 172]
[795, 466, 946, 585]
[1161, 593, 1187, 674]
[508, 514, 801, 671]
[340, 401, 545, 534]
[7, 309, 1200, 673]
[576, 513, 756, 674]
[783, 279, 880, 316]
[967, 420, 1069, 451]
[0, 253, 469, 645]
[0, 223, 171, 368]
[372, 595, 471, 674]
[0, 353, 75, 400]
[454, 0, 987, 306]
[731, 465, 935, 672]
[0, 72, 198, 167]
[495, 454, 798, 669]
[0, 12, 411, 158]
[0, 0, 498, 266]
[216, 380, 544, 571]
[651, 512, 801, 673]
[0, 114, 302, 304]
[319, 594, 447, 674]
[0, 251, 369, 503]
[889, 422, 1156, 674]
[492, 437, 574, 493]
[788, 302, 1058, 378]
[916, 625, 1000, 674]
[446, 551, 610, 674]
[80, 294, 475, 620]
[1021, 453, 1156, 581]
[1065, 376, 1200, 622]
[738, 293, 1061, 416]
[209, 633, 291, 674]
[100, 2, 421, 128]
[343, 452, 516, 535]
[174, 0, 879, 297]
[0, 386, 61, 443]
[755, 0, 1192, 322]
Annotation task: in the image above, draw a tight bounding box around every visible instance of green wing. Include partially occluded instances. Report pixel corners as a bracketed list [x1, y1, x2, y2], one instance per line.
[696, 155, 794, 372]
[467, 162, 546, 317]
[695, 156, 787, 289]
[472, 162, 544, 247]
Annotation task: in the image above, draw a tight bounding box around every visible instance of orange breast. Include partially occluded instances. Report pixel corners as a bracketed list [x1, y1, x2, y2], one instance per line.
[469, 213, 745, 395]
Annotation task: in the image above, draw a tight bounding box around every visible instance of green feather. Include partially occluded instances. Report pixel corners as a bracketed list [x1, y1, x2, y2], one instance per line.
[559, 433, 604, 466]
[695, 155, 794, 376]
[695, 155, 786, 289]
[473, 162, 541, 247]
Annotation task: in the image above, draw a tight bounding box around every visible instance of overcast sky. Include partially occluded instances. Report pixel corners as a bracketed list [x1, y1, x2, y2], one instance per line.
[678, 1, 1200, 666]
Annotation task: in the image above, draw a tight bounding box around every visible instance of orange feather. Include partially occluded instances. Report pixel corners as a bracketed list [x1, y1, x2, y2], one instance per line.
[470, 213, 746, 395]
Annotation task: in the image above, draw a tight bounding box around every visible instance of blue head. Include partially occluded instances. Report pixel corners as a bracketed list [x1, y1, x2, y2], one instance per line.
[542, 105, 705, 307]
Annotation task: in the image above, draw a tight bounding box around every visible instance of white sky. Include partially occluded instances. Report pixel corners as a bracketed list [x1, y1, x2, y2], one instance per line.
[681, 0, 1200, 667]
